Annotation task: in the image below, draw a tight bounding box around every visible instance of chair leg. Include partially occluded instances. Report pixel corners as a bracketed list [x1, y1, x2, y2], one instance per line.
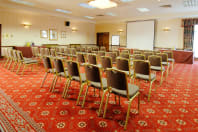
[103, 92, 110, 118]
[166, 65, 170, 79]
[124, 99, 132, 130]
[11, 62, 17, 71]
[40, 73, 48, 87]
[160, 71, 164, 86]
[172, 61, 174, 71]
[21, 65, 26, 75]
[7, 60, 12, 70]
[114, 95, 117, 104]
[62, 79, 70, 98]
[98, 89, 108, 117]
[49, 75, 56, 92]
[4, 59, 9, 68]
[76, 82, 86, 105]
[63, 80, 71, 98]
[51, 76, 58, 92]
[16, 63, 22, 74]
[81, 85, 89, 108]
[148, 79, 155, 101]
[138, 93, 140, 113]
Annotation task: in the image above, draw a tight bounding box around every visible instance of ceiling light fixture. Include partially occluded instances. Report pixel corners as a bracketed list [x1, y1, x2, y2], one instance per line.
[10, 0, 35, 6]
[137, 8, 150, 12]
[88, 0, 117, 9]
[56, 9, 72, 14]
[84, 16, 95, 19]
[79, 3, 96, 9]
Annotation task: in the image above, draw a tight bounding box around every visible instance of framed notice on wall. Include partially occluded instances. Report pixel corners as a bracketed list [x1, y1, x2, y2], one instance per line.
[40, 30, 48, 38]
[112, 35, 120, 46]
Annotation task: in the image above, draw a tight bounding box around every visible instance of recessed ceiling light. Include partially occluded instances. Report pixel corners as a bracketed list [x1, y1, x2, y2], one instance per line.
[136, 8, 150, 12]
[106, 12, 116, 16]
[56, 9, 72, 14]
[79, 3, 96, 9]
[121, 0, 135, 2]
[10, 0, 35, 6]
[84, 16, 95, 19]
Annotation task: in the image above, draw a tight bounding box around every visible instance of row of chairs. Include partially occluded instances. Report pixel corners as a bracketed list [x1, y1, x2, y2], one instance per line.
[41, 56, 140, 130]
[1, 48, 38, 75]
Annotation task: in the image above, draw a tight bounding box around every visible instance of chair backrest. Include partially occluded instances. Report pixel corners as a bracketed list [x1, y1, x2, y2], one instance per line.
[157, 53, 168, 62]
[153, 50, 161, 55]
[87, 47, 92, 53]
[133, 60, 150, 75]
[16, 51, 24, 61]
[163, 51, 173, 59]
[92, 47, 99, 51]
[85, 64, 101, 83]
[98, 51, 105, 57]
[66, 61, 80, 77]
[116, 58, 130, 72]
[106, 52, 117, 63]
[133, 54, 145, 60]
[8, 49, 13, 58]
[133, 51, 142, 55]
[54, 59, 65, 73]
[71, 48, 76, 55]
[101, 56, 112, 70]
[76, 47, 81, 52]
[144, 52, 153, 60]
[120, 53, 130, 59]
[80, 47, 86, 52]
[106, 68, 127, 91]
[12, 50, 18, 61]
[43, 56, 52, 71]
[50, 49, 56, 56]
[148, 55, 162, 67]
[59, 47, 65, 53]
[121, 50, 129, 54]
[77, 53, 86, 63]
[112, 50, 120, 56]
[100, 46, 106, 51]
[31, 47, 36, 57]
[87, 54, 97, 65]
[65, 48, 71, 54]
[45, 48, 50, 56]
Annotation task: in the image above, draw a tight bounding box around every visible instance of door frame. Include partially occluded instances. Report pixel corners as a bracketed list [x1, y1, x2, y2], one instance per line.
[0, 24, 1, 57]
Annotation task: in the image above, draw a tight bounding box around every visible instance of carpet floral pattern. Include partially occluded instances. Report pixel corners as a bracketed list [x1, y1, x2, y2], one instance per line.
[0, 62, 198, 132]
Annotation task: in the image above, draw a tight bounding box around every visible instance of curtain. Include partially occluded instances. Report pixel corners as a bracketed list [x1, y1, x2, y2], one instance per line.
[182, 19, 198, 49]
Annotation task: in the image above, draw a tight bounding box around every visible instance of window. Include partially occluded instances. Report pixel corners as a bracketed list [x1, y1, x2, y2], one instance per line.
[112, 35, 120, 46]
[193, 25, 198, 58]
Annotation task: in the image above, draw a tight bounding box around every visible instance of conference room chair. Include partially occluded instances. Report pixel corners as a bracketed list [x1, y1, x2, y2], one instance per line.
[101, 68, 140, 130]
[97, 51, 105, 62]
[121, 49, 130, 54]
[6, 49, 14, 70]
[50, 58, 68, 92]
[116, 58, 134, 83]
[100, 46, 106, 51]
[77, 53, 86, 65]
[63, 61, 86, 99]
[120, 53, 130, 59]
[16, 51, 38, 75]
[133, 54, 145, 60]
[144, 52, 153, 60]
[153, 50, 161, 55]
[76, 46, 81, 52]
[163, 51, 174, 71]
[100, 56, 112, 71]
[133, 51, 142, 55]
[11, 50, 19, 71]
[112, 50, 120, 56]
[50, 48, 57, 57]
[0, 48, 7, 66]
[106, 52, 117, 64]
[133, 60, 156, 101]
[76, 64, 107, 110]
[40, 56, 55, 88]
[148, 55, 165, 85]
[80, 47, 86, 52]
[92, 47, 99, 51]
[156, 53, 170, 78]
[87, 54, 98, 65]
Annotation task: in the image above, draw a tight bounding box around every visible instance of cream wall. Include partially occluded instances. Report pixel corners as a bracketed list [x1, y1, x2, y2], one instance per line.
[96, 18, 184, 49]
[95, 23, 126, 46]
[0, 11, 96, 46]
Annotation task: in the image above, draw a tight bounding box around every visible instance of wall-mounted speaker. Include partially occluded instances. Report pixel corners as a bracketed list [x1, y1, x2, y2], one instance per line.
[65, 21, 70, 26]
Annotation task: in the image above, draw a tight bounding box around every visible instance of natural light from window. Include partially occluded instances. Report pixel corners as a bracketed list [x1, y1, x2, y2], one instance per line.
[193, 25, 198, 58]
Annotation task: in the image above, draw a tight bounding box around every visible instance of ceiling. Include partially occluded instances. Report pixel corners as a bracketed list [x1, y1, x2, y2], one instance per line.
[1, 0, 198, 23]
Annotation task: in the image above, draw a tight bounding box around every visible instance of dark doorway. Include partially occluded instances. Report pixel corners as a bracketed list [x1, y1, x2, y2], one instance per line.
[97, 32, 109, 51]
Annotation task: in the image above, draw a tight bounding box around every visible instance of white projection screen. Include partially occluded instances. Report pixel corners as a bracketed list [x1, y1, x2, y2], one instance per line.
[127, 20, 155, 50]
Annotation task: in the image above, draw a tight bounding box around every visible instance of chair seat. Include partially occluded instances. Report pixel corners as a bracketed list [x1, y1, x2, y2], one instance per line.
[24, 59, 38, 64]
[168, 58, 175, 62]
[24, 57, 33, 60]
[49, 68, 55, 73]
[71, 73, 86, 82]
[112, 84, 139, 98]
[135, 73, 156, 81]
[90, 78, 107, 89]
[150, 66, 165, 71]
[162, 62, 170, 65]
[59, 71, 68, 77]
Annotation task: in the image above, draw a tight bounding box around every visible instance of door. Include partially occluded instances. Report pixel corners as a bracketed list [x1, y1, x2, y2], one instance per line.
[97, 32, 109, 51]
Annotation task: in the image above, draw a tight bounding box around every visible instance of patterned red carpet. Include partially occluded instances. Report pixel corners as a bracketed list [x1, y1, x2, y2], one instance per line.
[0, 62, 198, 132]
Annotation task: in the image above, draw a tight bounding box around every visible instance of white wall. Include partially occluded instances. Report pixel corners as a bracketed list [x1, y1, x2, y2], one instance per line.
[96, 18, 184, 49]
[155, 18, 184, 49]
[0, 11, 96, 46]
